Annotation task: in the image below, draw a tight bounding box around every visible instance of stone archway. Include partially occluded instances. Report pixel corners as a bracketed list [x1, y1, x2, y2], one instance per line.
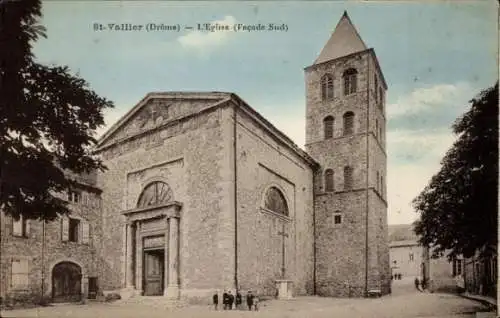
[52, 261, 82, 302]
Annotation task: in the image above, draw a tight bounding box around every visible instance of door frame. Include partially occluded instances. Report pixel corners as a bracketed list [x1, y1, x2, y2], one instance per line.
[51, 261, 82, 302]
[142, 247, 165, 296]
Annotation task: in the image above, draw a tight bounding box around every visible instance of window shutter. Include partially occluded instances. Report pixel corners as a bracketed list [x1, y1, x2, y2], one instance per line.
[61, 217, 69, 241]
[25, 219, 30, 237]
[12, 216, 23, 236]
[82, 221, 90, 244]
[11, 258, 29, 288]
[4, 215, 12, 236]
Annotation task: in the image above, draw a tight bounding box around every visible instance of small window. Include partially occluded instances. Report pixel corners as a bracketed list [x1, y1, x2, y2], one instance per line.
[344, 166, 353, 190]
[453, 258, 463, 276]
[69, 218, 80, 242]
[343, 112, 354, 136]
[334, 214, 342, 224]
[321, 74, 334, 100]
[343, 68, 358, 95]
[375, 119, 379, 138]
[409, 253, 414, 262]
[380, 175, 384, 196]
[323, 116, 334, 139]
[374, 75, 378, 100]
[324, 169, 334, 192]
[11, 258, 29, 289]
[12, 214, 29, 237]
[376, 171, 380, 192]
[68, 190, 81, 203]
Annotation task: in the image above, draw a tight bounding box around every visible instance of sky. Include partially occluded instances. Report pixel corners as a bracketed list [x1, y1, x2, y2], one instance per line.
[33, 1, 498, 225]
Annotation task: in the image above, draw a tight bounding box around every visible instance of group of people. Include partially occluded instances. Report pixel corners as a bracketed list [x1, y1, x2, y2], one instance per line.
[392, 273, 403, 280]
[212, 290, 259, 311]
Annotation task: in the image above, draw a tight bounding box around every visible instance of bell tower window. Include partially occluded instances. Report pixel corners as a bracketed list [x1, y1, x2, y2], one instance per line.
[343, 68, 358, 95]
[343, 111, 355, 136]
[323, 116, 334, 139]
[321, 74, 334, 100]
[324, 169, 334, 192]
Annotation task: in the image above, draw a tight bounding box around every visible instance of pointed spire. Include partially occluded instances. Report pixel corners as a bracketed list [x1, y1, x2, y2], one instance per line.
[314, 11, 368, 64]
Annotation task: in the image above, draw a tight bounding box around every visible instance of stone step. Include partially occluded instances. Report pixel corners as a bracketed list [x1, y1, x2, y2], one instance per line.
[113, 296, 186, 307]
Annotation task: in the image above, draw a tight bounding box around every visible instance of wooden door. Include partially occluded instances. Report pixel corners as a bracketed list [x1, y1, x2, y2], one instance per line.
[143, 250, 164, 296]
[52, 262, 82, 302]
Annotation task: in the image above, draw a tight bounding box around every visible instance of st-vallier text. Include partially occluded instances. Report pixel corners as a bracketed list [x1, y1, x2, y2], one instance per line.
[94, 23, 181, 32]
[93, 23, 288, 32]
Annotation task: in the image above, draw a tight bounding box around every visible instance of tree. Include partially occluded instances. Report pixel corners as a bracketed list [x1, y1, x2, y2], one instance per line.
[413, 83, 498, 260]
[1, 0, 113, 221]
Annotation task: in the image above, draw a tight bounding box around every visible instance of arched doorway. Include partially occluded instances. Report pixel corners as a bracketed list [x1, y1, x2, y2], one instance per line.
[52, 261, 82, 302]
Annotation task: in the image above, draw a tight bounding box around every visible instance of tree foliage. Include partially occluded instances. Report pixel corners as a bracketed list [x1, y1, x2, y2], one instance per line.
[413, 83, 498, 259]
[1, 0, 113, 221]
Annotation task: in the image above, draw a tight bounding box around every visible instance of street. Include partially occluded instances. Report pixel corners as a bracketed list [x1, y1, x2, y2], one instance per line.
[1, 278, 492, 318]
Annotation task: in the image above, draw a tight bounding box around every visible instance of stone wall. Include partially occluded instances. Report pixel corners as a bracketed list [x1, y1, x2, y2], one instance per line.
[234, 106, 315, 297]
[305, 50, 390, 297]
[389, 244, 424, 278]
[0, 189, 102, 302]
[96, 104, 235, 297]
[314, 190, 368, 297]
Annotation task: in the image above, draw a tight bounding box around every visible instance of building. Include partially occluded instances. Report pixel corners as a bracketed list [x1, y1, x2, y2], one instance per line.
[0, 172, 102, 303]
[422, 246, 497, 296]
[305, 12, 390, 297]
[388, 224, 423, 280]
[0, 11, 390, 303]
[463, 249, 497, 298]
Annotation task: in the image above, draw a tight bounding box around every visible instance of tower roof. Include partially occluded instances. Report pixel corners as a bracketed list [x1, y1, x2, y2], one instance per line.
[314, 11, 368, 64]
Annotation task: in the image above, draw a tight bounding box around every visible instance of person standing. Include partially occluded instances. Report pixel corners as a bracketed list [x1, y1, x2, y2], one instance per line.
[212, 291, 219, 310]
[253, 295, 259, 311]
[246, 291, 254, 311]
[235, 291, 242, 310]
[222, 290, 229, 310]
[227, 290, 234, 310]
[414, 277, 420, 291]
[455, 274, 465, 294]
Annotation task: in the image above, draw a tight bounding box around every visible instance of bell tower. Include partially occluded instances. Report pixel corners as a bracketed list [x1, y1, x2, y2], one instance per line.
[305, 11, 390, 297]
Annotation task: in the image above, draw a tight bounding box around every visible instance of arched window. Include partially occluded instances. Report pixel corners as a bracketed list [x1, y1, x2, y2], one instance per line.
[321, 74, 334, 100]
[323, 116, 334, 139]
[343, 68, 358, 95]
[324, 169, 334, 192]
[137, 181, 173, 208]
[264, 186, 289, 216]
[343, 111, 355, 135]
[344, 166, 353, 190]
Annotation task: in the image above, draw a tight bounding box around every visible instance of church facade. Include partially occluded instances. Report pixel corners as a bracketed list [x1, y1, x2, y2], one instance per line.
[0, 12, 390, 304]
[95, 91, 318, 299]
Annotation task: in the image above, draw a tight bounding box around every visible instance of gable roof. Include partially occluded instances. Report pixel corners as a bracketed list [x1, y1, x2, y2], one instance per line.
[94, 92, 319, 169]
[95, 92, 229, 148]
[314, 11, 368, 65]
[388, 224, 419, 242]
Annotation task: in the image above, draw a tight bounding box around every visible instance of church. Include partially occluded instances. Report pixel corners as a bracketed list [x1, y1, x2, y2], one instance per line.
[0, 12, 390, 304]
